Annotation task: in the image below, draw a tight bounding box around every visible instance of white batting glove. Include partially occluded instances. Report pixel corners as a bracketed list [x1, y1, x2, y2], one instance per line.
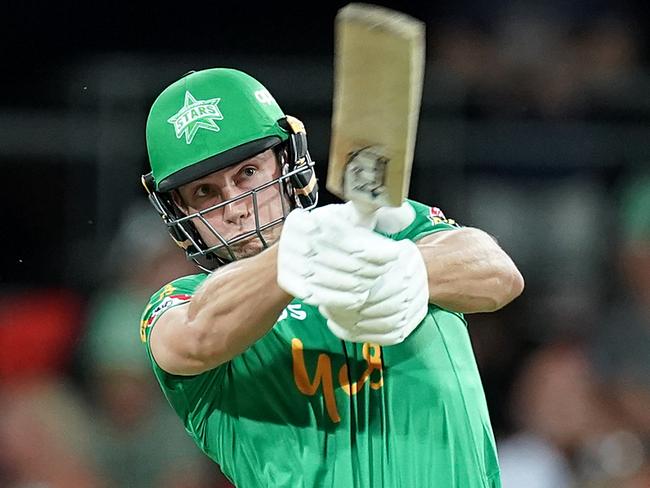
[277, 205, 399, 309]
[374, 201, 416, 234]
[320, 238, 429, 346]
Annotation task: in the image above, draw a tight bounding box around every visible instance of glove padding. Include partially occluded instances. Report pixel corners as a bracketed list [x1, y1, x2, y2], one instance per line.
[277, 203, 430, 346]
[320, 238, 429, 346]
[277, 205, 400, 309]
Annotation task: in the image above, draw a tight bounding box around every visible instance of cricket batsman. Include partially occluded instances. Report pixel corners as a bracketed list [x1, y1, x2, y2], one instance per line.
[140, 68, 524, 487]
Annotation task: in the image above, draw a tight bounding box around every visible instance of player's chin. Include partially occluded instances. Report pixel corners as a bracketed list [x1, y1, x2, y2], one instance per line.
[229, 240, 265, 260]
[222, 227, 282, 260]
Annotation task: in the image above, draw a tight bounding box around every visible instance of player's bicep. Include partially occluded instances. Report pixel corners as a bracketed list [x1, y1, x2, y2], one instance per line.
[148, 303, 206, 377]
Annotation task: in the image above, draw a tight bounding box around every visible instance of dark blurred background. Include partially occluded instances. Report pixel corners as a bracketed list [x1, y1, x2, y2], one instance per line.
[1, 1, 649, 487]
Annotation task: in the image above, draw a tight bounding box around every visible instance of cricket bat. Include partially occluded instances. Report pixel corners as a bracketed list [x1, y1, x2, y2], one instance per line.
[327, 3, 425, 227]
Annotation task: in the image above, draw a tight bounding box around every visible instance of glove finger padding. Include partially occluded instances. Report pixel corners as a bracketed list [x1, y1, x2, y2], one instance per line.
[310, 249, 392, 278]
[277, 209, 317, 299]
[305, 285, 368, 309]
[356, 312, 406, 333]
[324, 312, 406, 346]
[360, 274, 406, 313]
[309, 260, 377, 292]
[321, 238, 430, 346]
[320, 305, 402, 345]
[350, 330, 405, 346]
[311, 208, 400, 264]
[321, 315, 359, 343]
[386, 240, 430, 338]
[277, 207, 395, 309]
[314, 232, 400, 264]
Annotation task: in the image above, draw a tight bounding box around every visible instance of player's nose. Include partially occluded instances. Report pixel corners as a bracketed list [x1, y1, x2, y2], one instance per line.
[222, 191, 252, 225]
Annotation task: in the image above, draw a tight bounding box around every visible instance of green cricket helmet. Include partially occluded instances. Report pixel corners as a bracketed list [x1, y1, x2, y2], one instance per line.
[142, 68, 318, 271]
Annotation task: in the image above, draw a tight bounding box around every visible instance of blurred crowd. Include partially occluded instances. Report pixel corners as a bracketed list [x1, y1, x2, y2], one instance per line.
[430, 1, 646, 120]
[0, 201, 232, 487]
[428, 3, 650, 487]
[461, 169, 650, 488]
[1, 2, 649, 487]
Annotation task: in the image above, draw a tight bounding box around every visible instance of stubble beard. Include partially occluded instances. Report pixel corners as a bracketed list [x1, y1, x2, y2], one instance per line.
[218, 223, 284, 260]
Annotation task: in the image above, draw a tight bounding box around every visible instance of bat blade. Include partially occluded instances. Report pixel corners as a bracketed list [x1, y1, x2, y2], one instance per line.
[327, 3, 425, 211]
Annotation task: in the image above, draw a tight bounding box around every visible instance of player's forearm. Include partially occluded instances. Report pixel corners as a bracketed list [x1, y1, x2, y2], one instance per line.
[187, 244, 292, 367]
[417, 228, 524, 313]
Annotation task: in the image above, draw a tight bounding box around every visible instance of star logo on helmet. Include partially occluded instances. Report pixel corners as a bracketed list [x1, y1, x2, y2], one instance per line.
[167, 91, 224, 144]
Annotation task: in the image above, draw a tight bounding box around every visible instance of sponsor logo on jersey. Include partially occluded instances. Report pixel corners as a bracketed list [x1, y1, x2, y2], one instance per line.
[147, 294, 191, 325]
[291, 339, 383, 423]
[277, 303, 307, 321]
[167, 91, 223, 144]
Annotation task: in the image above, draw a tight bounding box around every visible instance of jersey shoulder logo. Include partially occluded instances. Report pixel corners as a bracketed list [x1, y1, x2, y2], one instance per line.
[429, 206, 445, 220]
[167, 91, 223, 144]
[427, 206, 458, 226]
[140, 293, 191, 342]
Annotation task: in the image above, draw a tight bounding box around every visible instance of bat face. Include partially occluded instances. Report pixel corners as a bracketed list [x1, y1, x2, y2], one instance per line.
[327, 3, 425, 210]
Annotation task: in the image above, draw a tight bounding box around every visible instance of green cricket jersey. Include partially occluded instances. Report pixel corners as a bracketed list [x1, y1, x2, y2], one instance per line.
[141, 200, 501, 488]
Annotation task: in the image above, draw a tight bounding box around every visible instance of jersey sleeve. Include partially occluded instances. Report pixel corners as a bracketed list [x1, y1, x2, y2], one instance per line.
[140, 273, 223, 440]
[140, 276, 201, 345]
[382, 199, 461, 242]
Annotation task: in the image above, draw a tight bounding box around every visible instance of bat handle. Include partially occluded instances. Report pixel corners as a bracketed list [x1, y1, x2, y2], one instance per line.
[350, 201, 379, 229]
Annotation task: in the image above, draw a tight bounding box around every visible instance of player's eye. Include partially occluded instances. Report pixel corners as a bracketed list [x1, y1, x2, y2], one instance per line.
[241, 166, 257, 178]
[194, 184, 212, 198]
